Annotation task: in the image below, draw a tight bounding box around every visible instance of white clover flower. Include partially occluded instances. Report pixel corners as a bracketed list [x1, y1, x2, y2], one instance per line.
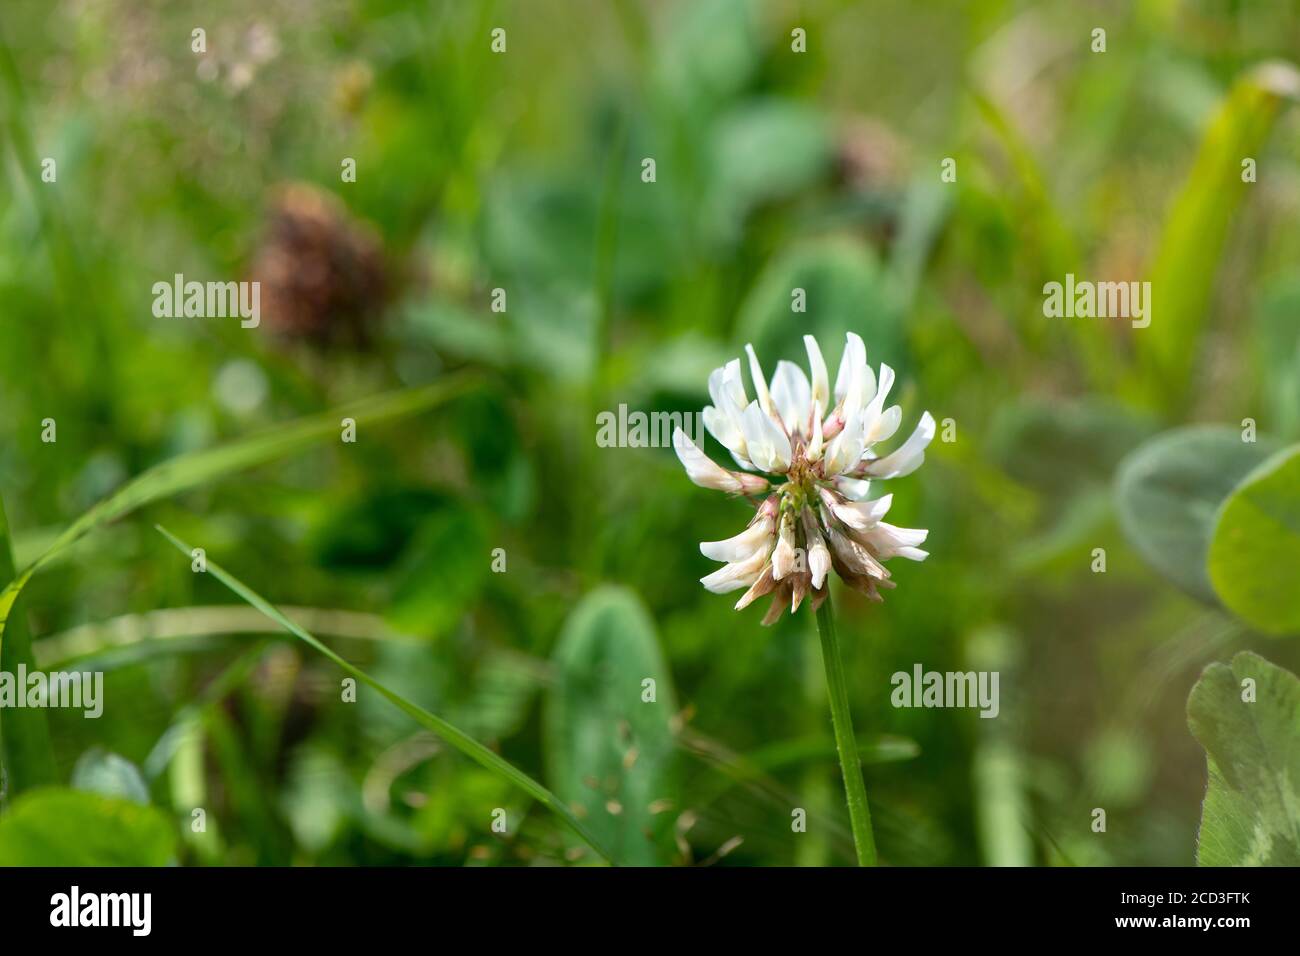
[674, 333, 934, 625]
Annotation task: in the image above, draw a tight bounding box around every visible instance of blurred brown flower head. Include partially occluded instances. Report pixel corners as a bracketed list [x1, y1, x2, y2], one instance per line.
[247, 183, 389, 348]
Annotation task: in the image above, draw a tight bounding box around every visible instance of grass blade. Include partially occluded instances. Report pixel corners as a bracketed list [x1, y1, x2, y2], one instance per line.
[154, 525, 614, 864]
[1133, 62, 1300, 411]
[0, 376, 475, 668]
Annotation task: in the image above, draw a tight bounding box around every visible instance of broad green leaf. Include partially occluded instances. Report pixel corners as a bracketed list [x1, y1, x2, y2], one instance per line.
[0, 788, 175, 866]
[737, 238, 903, 380]
[1207, 445, 1300, 635]
[1133, 62, 1300, 410]
[705, 99, 831, 242]
[1187, 651, 1300, 865]
[155, 526, 613, 864]
[389, 507, 491, 635]
[653, 0, 758, 108]
[544, 587, 678, 866]
[1115, 425, 1277, 602]
[0, 376, 474, 676]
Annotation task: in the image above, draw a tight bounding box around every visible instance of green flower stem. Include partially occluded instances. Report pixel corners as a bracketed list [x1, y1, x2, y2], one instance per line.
[814, 590, 878, 866]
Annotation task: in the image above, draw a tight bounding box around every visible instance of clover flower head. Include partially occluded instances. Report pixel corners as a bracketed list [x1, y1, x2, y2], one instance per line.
[674, 333, 934, 624]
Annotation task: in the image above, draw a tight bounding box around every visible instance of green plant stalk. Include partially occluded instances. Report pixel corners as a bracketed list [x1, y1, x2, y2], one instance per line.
[814, 591, 877, 866]
[0, 493, 55, 794]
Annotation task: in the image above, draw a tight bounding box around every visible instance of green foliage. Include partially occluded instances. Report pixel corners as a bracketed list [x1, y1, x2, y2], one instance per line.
[1134, 64, 1300, 410]
[0, 377, 475, 663]
[1, 0, 1298, 869]
[738, 239, 901, 372]
[1115, 426, 1277, 602]
[0, 788, 175, 866]
[1187, 652, 1300, 866]
[155, 526, 614, 863]
[1208, 446, 1300, 635]
[545, 587, 678, 865]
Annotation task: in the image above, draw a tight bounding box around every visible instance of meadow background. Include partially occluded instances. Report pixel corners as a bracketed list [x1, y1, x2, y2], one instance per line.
[0, 0, 1298, 866]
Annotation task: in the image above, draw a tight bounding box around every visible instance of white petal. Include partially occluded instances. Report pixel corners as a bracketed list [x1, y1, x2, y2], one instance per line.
[769, 360, 812, 438]
[863, 521, 928, 559]
[700, 546, 769, 593]
[828, 492, 894, 533]
[833, 476, 872, 500]
[740, 401, 791, 473]
[864, 363, 894, 420]
[700, 515, 775, 563]
[863, 404, 901, 447]
[772, 529, 796, 580]
[822, 405, 864, 476]
[804, 335, 830, 411]
[745, 344, 773, 416]
[862, 411, 935, 479]
[702, 405, 745, 458]
[806, 400, 824, 462]
[833, 332, 866, 403]
[721, 358, 749, 409]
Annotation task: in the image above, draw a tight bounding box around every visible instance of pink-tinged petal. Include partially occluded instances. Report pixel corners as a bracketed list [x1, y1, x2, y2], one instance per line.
[822, 405, 864, 476]
[734, 563, 777, 610]
[771, 509, 797, 580]
[800, 507, 832, 589]
[861, 411, 935, 479]
[673, 427, 769, 494]
[825, 522, 888, 579]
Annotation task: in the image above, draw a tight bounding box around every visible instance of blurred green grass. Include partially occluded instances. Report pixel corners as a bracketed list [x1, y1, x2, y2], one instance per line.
[0, 0, 1298, 866]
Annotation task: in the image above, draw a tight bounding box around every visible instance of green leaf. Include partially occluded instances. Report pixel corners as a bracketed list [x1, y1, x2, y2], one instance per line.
[1134, 62, 1300, 410]
[737, 238, 903, 379]
[1187, 651, 1300, 866]
[544, 587, 678, 866]
[71, 748, 150, 804]
[1207, 445, 1300, 635]
[389, 507, 491, 635]
[0, 376, 475, 680]
[705, 99, 832, 242]
[154, 525, 613, 864]
[1115, 425, 1277, 602]
[0, 788, 175, 866]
